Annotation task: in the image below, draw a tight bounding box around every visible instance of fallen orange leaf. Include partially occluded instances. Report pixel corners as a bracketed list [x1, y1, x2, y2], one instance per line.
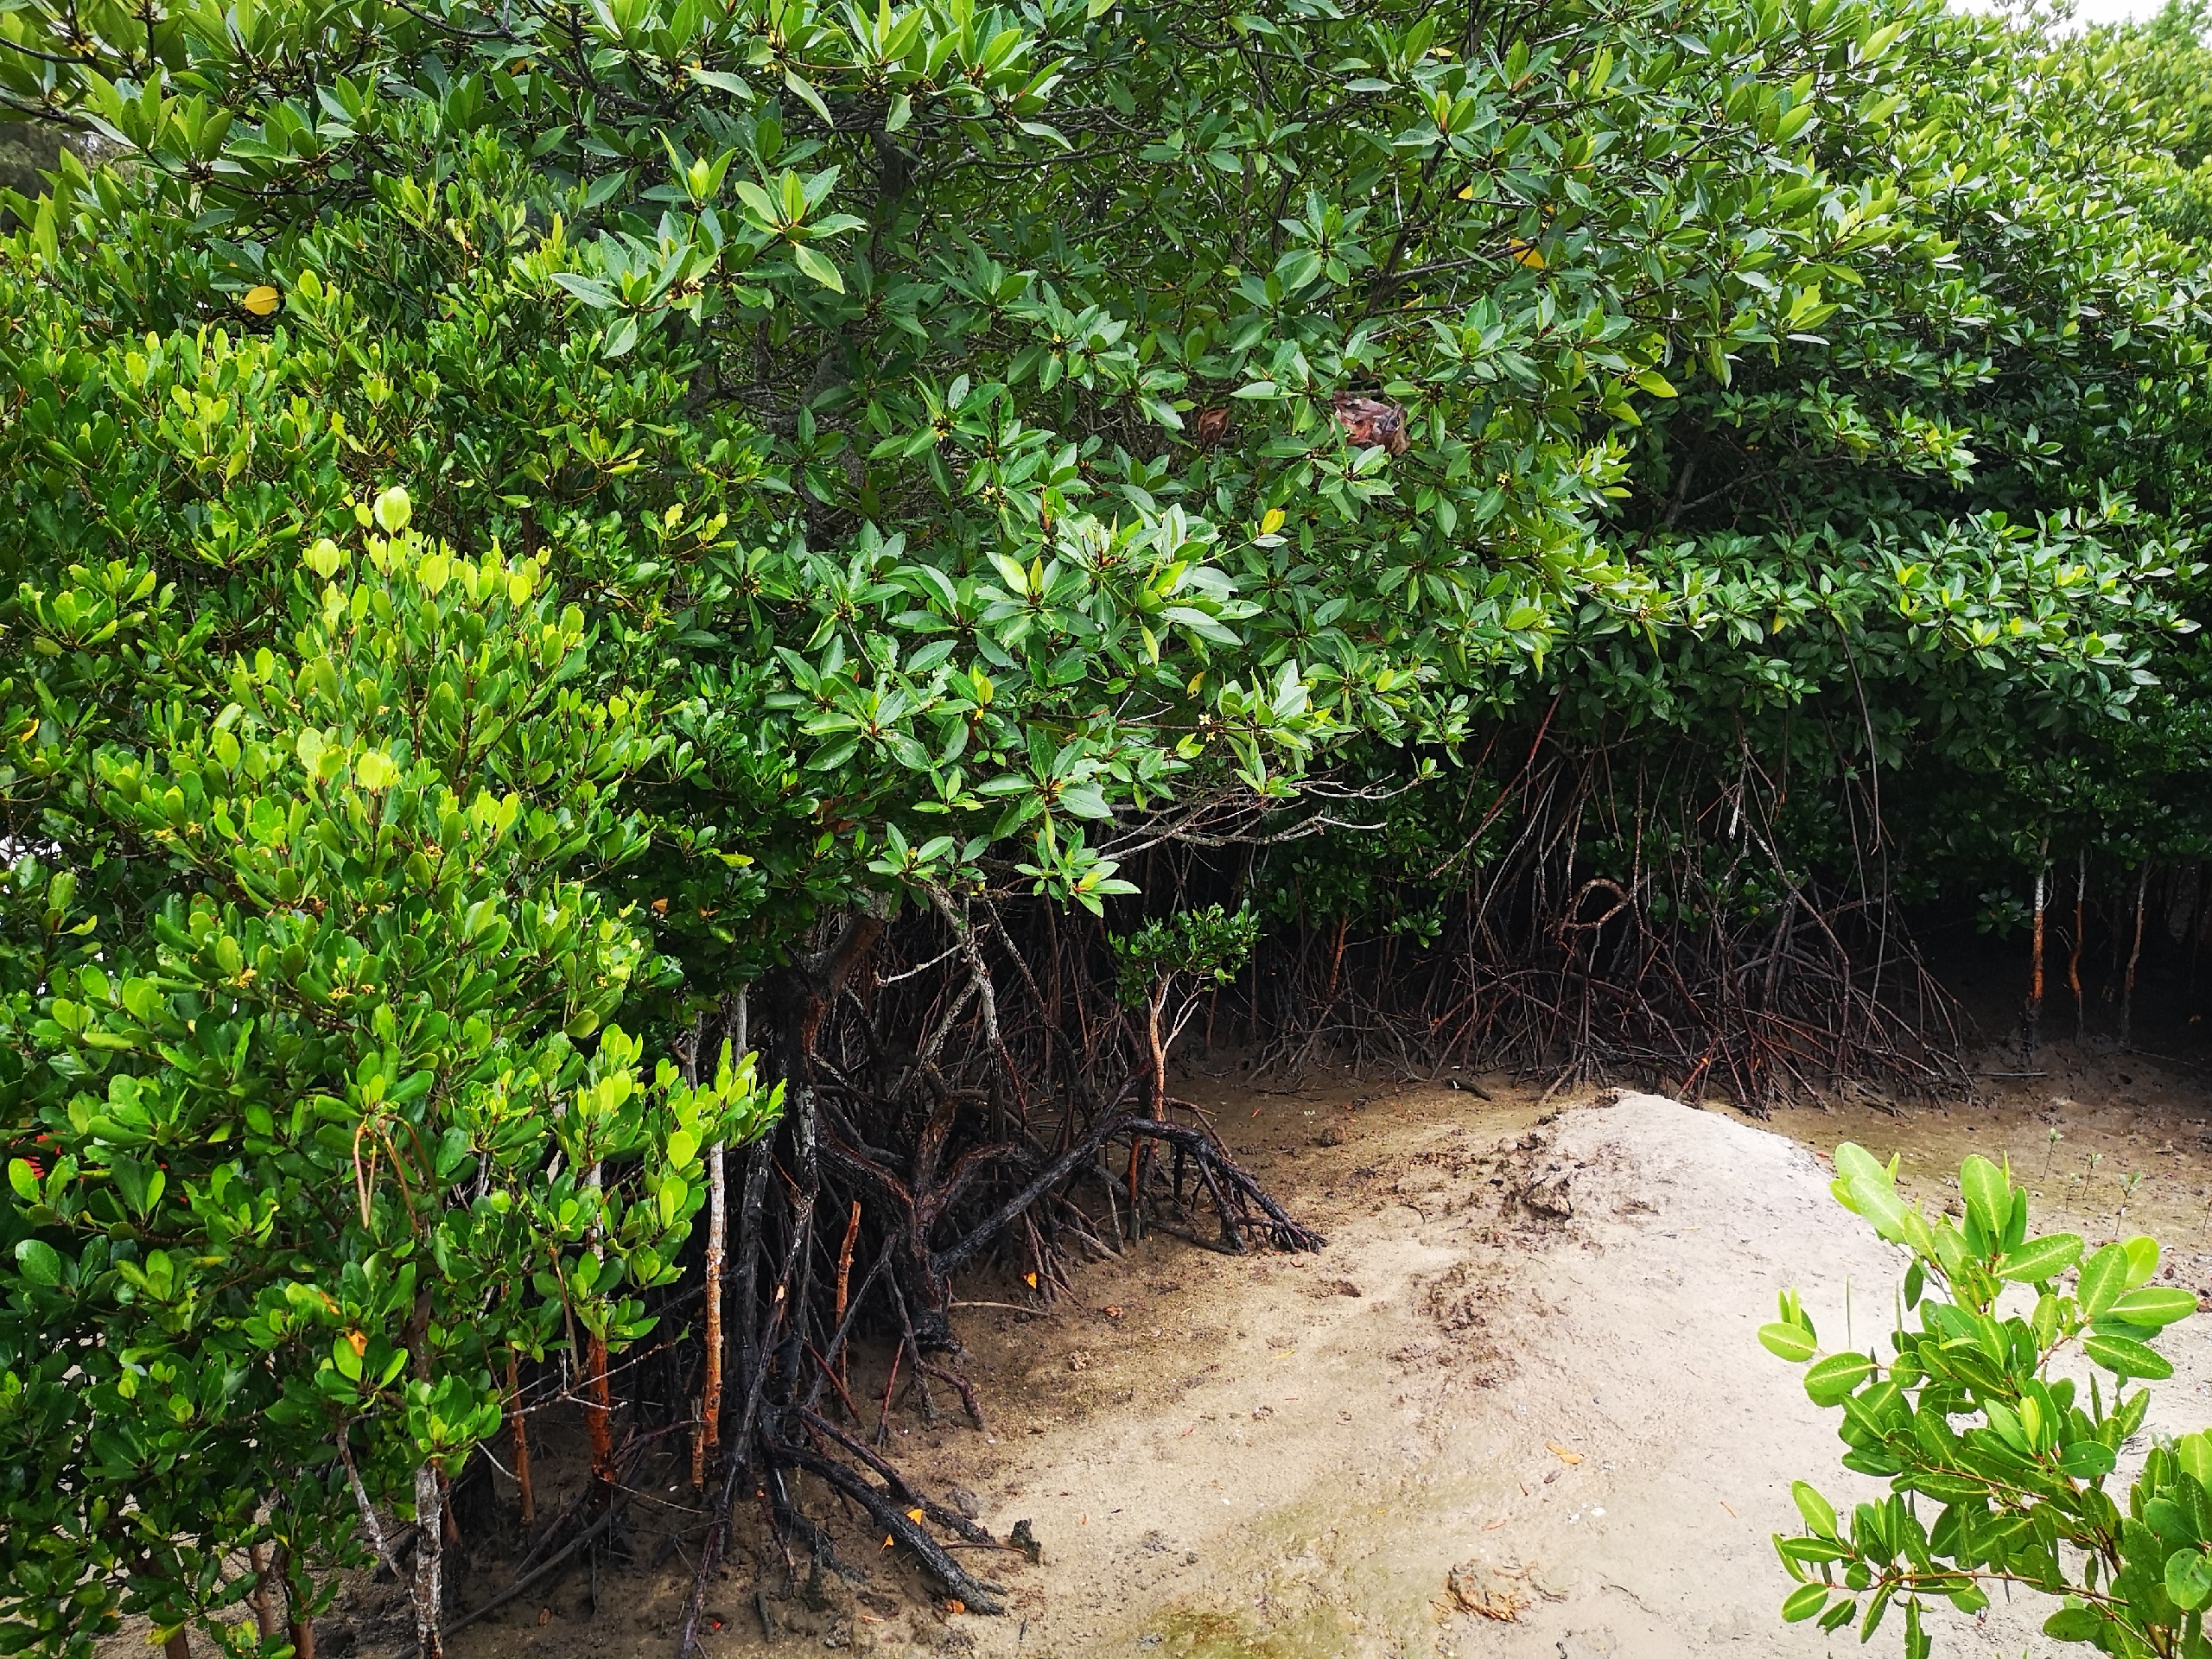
[1546, 1441, 1582, 1465]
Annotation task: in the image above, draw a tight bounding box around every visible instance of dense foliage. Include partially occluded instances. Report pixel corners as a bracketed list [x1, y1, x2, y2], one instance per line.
[1, 0, 2209, 1651]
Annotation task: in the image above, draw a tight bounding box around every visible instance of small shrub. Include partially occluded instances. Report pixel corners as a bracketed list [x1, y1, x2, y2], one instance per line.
[1768, 1144, 2204, 1656]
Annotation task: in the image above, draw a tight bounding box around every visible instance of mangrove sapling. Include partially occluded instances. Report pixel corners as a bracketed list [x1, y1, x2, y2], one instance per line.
[1764, 1144, 2202, 1654]
[1109, 906, 1262, 1115]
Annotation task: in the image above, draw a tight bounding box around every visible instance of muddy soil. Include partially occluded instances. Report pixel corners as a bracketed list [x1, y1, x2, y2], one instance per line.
[328, 1042, 2212, 1659]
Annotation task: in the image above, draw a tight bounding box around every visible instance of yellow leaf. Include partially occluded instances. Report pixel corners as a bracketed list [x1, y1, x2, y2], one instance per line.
[241, 284, 281, 316]
[1546, 1440, 1582, 1465]
[1024, 1272, 1038, 1288]
[1259, 506, 1285, 536]
[353, 750, 400, 791]
[1187, 671, 1206, 696]
[1457, 185, 1475, 200]
[346, 1330, 367, 1357]
[1509, 240, 1546, 270]
[906, 1508, 925, 1522]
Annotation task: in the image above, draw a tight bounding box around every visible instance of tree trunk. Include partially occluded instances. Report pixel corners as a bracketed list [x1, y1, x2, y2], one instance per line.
[583, 1158, 613, 1487]
[2025, 851, 2046, 1057]
[2121, 865, 2150, 1048]
[506, 1351, 533, 1527]
[249, 1543, 282, 1641]
[164, 1633, 192, 1659]
[410, 1464, 445, 1659]
[2070, 850, 2087, 1039]
[690, 999, 725, 1490]
[582, 1332, 613, 1486]
[833, 1198, 861, 1388]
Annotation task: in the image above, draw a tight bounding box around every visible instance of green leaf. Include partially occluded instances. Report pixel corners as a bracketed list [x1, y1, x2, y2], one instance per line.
[2169, 1547, 2212, 1611]
[690, 67, 753, 98]
[1831, 1143, 1910, 1243]
[1958, 1154, 2010, 1247]
[13, 1239, 62, 1288]
[791, 244, 846, 292]
[550, 270, 617, 308]
[1781, 1584, 1828, 1623]
[783, 67, 834, 125]
[1804, 1353, 1872, 1405]
[1996, 1232, 2082, 1282]
[2055, 1440, 2116, 1479]
[2044, 1606, 2103, 1640]
[2077, 1242, 2131, 1318]
[2125, 1236, 2161, 1289]
[2179, 1432, 2212, 1489]
[1759, 1321, 1818, 1363]
[2083, 1332, 2172, 1380]
[1790, 1481, 1838, 1539]
[2109, 1286, 2196, 1328]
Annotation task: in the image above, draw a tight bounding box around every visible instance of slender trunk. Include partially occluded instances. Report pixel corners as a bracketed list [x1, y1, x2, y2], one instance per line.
[1146, 977, 1169, 1113]
[689, 997, 729, 1491]
[2121, 865, 2150, 1048]
[693, 1137, 726, 1490]
[583, 1331, 613, 1486]
[164, 1633, 192, 1659]
[582, 1158, 613, 1487]
[2070, 850, 2087, 1040]
[505, 1351, 533, 1527]
[2026, 850, 2047, 1057]
[249, 1543, 282, 1641]
[410, 1464, 445, 1659]
[340, 1432, 402, 1581]
[275, 1547, 315, 1659]
[832, 1198, 861, 1389]
[732, 1139, 772, 1418]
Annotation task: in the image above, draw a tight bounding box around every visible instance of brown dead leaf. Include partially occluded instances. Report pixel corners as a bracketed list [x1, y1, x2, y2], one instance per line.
[1331, 390, 1409, 455]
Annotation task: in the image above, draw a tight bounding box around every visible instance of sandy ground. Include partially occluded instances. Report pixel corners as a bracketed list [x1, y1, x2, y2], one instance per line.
[367, 1047, 2212, 1659]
